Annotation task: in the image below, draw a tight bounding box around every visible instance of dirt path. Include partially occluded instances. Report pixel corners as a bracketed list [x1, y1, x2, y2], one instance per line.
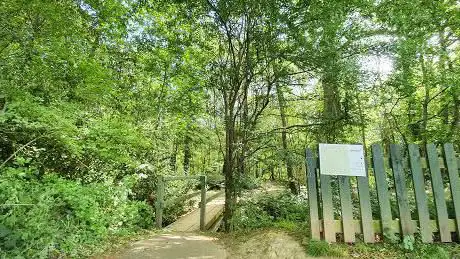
[222, 230, 313, 259]
[103, 232, 227, 259]
[103, 230, 321, 259]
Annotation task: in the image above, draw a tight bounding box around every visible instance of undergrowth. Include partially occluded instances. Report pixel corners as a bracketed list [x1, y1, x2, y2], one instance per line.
[0, 166, 154, 258]
[232, 190, 308, 230]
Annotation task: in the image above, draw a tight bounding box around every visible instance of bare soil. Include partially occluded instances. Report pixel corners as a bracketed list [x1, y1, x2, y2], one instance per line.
[224, 230, 309, 259]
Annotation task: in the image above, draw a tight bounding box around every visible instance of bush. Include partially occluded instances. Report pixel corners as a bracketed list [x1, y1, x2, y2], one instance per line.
[0, 166, 154, 258]
[232, 191, 308, 230]
[239, 176, 262, 190]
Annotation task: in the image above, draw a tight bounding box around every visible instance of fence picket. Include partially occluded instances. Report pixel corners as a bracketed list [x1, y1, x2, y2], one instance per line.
[306, 148, 320, 240]
[372, 144, 394, 238]
[338, 176, 355, 242]
[408, 144, 432, 243]
[357, 169, 375, 243]
[443, 143, 460, 238]
[426, 144, 451, 242]
[390, 144, 414, 236]
[320, 174, 335, 242]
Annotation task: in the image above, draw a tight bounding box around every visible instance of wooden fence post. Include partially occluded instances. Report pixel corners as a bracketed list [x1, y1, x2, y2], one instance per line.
[372, 144, 394, 239]
[427, 144, 452, 242]
[320, 173, 335, 242]
[338, 176, 355, 243]
[155, 175, 164, 229]
[357, 163, 374, 243]
[408, 144, 432, 243]
[200, 175, 207, 231]
[306, 148, 320, 240]
[390, 144, 414, 237]
[444, 143, 460, 238]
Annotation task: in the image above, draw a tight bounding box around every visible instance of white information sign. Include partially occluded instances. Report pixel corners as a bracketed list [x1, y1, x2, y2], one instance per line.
[319, 144, 366, 177]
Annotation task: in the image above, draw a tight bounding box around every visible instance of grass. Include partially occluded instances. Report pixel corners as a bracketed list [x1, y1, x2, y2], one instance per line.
[297, 232, 460, 258]
[304, 240, 348, 257]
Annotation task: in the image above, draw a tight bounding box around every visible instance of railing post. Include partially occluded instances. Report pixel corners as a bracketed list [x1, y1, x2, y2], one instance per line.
[200, 175, 206, 231]
[155, 175, 164, 229]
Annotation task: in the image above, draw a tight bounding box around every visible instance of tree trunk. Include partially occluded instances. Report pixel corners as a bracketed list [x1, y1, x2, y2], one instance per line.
[170, 141, 178, 173]
[439, 30, 460, 144]
[223, 106, 236, 232]
[270, 164, 275, 181]
[183, 123, 192, 175]
[420, 55, 429, 150]
[276, 84, 298, 194]
[236, 84, 249, 196]
[322, 71, 341, 142]
[356, 93, 367, 153]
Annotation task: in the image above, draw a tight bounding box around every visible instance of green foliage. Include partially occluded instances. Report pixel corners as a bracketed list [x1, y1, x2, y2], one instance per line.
[300, 236, 456, 259]
[273, 220, 299, 232]
[383, 227, 400, 244]
[402, 235, 415, 251]
[0, 0, 459, 257]
[0, 166, 153, 258]
[206, 174, 224, 185]
[162, 178, 197, 225]
[232, 191, 308, 230]
[303, 240, 347, 257]
[415, 245, 450, 259]
[233, 199, 273, 230]
[0, 0, 219, 184]
[239, 176, 262, 190]
[0, 3, 218, 256]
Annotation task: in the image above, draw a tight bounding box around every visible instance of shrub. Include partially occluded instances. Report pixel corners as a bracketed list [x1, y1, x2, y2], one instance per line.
[232, 191, 308, 230]
[256, 191, 308, 222]
[239, 176, 262, 190]
[0, 166, 154, 258]
[233, 200, 274, 230]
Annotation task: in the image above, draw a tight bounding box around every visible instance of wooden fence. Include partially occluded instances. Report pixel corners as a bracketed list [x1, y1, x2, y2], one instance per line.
[306, 143, 460, 243]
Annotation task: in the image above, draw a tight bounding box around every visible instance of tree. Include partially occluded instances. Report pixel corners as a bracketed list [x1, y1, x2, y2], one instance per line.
[275, 84, 298, 194]
[204, 0, 293, 231]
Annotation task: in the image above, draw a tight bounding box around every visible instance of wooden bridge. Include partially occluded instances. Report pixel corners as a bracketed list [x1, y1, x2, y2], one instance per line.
[155, 175, 225, 232]
[166, 191, 225, 232]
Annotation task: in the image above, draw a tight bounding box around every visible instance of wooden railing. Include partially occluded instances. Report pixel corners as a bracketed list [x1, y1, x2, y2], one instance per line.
[306, 143, 460, 243]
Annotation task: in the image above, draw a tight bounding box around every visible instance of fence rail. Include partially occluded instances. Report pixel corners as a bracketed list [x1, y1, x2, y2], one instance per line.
[306, 143, 460, 243]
